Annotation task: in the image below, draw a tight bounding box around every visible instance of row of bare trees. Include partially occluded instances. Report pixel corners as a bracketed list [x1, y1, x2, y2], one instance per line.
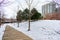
[0, 0, 15, 27]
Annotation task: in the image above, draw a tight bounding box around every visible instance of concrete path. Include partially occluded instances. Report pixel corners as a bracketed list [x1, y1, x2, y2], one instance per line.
[2, 25, 32, 40]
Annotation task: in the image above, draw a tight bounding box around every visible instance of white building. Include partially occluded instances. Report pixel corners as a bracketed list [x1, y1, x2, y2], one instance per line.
[42, 1, 56, 16]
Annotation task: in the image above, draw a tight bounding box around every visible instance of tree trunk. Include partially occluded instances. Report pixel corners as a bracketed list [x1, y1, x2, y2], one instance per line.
[17, 22, 19, 27]
[28, 0, 31, 31]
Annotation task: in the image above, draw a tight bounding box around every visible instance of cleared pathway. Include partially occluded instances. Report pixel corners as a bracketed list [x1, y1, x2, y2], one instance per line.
[2, 25, 32, 40]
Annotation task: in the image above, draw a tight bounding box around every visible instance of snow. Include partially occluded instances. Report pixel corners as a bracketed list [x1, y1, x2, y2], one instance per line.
[1, 20, 60, 40]
[0, 24, 6, 40]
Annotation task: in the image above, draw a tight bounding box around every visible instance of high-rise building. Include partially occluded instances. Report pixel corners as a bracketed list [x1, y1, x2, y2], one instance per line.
[42, 1, 56, 16]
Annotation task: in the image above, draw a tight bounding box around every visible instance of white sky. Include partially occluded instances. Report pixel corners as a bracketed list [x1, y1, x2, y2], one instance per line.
[3, 0, 52, 19]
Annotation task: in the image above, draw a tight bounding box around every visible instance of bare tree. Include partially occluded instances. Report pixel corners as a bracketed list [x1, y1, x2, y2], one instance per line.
[15, 0, 40, 31]
[0, 11, 1, 27]
[24, 0, 39, 31]
[27, 0, 31, 31]
[0, 0, 14, 27]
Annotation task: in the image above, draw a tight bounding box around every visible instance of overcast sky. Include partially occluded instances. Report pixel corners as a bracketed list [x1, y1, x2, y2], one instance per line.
[1, 0, 60, 19]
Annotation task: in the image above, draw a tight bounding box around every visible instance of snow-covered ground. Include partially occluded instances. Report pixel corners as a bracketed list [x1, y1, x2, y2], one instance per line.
[1, 20, 60, 40]
[0, 24, 6, 40]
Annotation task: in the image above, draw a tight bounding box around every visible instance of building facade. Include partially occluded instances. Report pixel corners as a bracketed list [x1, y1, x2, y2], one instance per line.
[56, 7, 60, 13]
[42, 1, 56, 16]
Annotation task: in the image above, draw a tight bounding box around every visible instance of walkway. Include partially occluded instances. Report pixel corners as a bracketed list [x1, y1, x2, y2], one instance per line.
[2, 25, 32, 40]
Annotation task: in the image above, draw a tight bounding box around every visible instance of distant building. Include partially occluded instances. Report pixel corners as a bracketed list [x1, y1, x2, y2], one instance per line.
[42, 1, 56, 16]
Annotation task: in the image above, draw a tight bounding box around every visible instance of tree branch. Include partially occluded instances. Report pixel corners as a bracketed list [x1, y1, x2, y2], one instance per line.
[0, 0, 4, 4]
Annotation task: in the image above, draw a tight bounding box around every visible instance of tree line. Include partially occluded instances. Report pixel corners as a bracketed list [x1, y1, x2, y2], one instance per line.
[16, 8, 42, 22]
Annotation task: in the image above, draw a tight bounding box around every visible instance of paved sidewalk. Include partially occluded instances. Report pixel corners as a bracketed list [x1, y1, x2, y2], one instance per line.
[2, 25, 32, 40]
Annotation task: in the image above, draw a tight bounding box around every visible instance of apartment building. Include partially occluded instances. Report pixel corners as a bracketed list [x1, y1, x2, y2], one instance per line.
[42, 1, 56, 16]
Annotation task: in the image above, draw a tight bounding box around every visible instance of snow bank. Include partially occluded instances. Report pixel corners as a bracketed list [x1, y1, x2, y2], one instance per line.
[0, 24, 7, 40]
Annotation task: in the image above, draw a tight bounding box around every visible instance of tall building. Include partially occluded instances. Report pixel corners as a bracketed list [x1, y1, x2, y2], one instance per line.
[42, 1, 56, 16]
